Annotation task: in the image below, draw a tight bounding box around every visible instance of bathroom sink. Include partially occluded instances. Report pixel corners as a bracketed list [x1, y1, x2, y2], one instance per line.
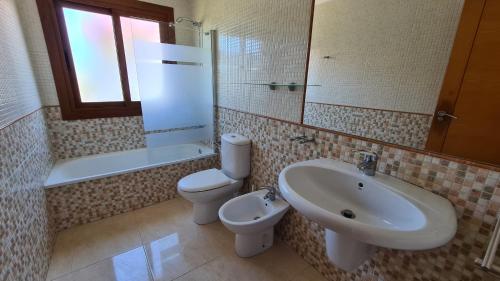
[278, 159, 457, 271]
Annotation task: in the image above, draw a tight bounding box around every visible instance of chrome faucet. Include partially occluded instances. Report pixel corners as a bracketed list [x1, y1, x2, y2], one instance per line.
[290, 134, 307, 141]
[353, 150, 378, 176]
[259, 186, 276, 201]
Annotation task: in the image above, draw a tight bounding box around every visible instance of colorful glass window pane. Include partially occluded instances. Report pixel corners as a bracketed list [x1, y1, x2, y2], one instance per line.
[120, 17, 161, 101]
[62, 8, 124, 102]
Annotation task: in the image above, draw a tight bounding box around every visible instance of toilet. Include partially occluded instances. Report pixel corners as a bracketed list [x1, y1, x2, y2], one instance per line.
[177, 133, 251, 224]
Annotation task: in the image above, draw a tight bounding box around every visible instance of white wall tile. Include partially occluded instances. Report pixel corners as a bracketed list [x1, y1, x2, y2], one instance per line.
[196, 0, 313, 122]
[306, 0, 464, 114]
[0, 0, 43, 128]
[140, 0, 198, 46]
[16, 0, 58, 106]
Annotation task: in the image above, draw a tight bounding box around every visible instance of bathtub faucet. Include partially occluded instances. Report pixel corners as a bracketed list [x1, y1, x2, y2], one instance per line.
[259, 186, 276, 201]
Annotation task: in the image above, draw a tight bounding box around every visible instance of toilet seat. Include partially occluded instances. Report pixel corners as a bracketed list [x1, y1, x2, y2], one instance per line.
[178, 168, 234, 193]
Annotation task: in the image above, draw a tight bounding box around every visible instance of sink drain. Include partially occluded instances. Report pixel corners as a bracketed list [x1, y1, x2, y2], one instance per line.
[341, 209, 356, 219]
[253, 216, 261, 220]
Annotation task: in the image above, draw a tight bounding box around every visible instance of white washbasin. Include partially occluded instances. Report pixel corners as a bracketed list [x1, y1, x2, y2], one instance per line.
[278, 159, 457, 271]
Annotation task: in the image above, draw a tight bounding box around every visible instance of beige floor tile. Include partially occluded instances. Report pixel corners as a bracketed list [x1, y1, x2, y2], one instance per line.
[290, 266, 328, 281]
[175, 220, 235, 250]
[46, 230, 76, 280]
[52, 274, 73, 281]
[133, 198, 195, 243]
[176, 241, 311, 281]
[175, 254, 281, 281]
[72, 213, 142, 271]
[48, 211, 143, 279]
[48, 198, 325, 281]
[246, 241, 310, 279]
[53, 247, 152, 281]
[144, 221, 233, 281]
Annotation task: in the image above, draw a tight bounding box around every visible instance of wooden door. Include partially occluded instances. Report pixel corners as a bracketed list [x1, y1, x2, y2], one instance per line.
[426, 0, 500, 166]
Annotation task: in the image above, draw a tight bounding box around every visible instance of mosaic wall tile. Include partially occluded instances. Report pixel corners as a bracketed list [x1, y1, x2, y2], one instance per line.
[216, 106, 500, 281]
[0, 109, 55, 281]
[303, 102, 433, 149]
[45, 156, 217, 232]
[44, 107, 146, 160]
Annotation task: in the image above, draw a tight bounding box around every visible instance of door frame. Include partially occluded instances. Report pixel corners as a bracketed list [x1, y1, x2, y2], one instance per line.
[425, 0, 487, 151]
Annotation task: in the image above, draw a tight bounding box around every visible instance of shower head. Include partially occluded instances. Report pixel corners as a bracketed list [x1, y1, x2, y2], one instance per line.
[175, 17, 202, 28]
[167, 21, 200, 32]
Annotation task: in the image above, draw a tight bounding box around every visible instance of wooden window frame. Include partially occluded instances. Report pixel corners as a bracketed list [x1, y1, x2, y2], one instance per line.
[36, 0, 175, 120]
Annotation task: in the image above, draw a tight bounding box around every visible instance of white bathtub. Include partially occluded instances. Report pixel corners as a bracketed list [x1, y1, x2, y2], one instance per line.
[44, 143, 215, 188]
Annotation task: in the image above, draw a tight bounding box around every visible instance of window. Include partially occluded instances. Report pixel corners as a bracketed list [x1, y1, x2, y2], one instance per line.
[36, 0, 175, 119]
[63, 7, 124, 103]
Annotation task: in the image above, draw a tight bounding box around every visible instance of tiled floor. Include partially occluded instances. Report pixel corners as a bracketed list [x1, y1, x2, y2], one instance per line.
[46, 198, 327, 281]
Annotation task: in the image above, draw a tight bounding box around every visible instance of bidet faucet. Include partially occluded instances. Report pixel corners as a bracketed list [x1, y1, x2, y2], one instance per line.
[290, 134, 315, 144]
[290, 134, 307, 141]
[259, 186, 276, 201]
[353, 150, 378, 176]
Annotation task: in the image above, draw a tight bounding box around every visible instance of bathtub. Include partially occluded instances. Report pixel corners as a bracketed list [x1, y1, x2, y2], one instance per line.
[44, 143, 215, 188]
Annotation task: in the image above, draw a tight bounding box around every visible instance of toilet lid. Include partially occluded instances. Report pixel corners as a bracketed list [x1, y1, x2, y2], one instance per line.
[178, 169, 233, 193]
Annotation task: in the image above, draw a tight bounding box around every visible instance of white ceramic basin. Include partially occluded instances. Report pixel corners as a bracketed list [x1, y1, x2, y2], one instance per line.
[278, 159, 457, 271]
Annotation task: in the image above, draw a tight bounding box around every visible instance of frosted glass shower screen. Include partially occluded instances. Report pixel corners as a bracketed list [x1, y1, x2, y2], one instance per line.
[133, 31, 214, 147]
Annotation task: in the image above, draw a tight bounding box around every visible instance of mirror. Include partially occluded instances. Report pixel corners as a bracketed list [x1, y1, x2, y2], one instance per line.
[303, 0, 463, 150]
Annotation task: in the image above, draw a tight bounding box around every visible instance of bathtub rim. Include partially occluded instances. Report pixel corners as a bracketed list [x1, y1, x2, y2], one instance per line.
[44, 147, 216, 189]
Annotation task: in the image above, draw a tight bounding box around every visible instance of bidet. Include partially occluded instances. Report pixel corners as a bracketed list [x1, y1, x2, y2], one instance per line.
[218, 189, 290, 257]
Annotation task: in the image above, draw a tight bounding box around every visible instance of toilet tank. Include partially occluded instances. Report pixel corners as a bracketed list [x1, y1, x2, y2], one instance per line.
[221, 133, 251, 179]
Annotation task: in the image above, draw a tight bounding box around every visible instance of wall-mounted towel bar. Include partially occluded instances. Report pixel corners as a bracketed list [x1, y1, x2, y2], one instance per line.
[475, 212, 500, 276]
[230, 82, 321, 92]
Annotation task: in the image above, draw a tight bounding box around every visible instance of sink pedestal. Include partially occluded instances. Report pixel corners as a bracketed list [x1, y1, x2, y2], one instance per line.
[325, 229, 376, 272]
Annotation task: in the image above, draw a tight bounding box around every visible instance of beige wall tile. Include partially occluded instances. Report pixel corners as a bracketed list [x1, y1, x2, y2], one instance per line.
[303, 103, 432, 149]
[217, 106, 500, 281]
[45, 157, 217, 231]
[0, 109, 54, 281]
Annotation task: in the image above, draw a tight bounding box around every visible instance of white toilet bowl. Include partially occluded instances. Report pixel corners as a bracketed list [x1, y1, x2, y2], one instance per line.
[218, 189, 290, 257]
[178, 133, 251, 224]
[178, 168, 243, 224]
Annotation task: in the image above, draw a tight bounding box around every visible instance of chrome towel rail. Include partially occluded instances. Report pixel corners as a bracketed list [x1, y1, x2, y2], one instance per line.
[229, 82, 320, 91]
[475, 212, 500, 275]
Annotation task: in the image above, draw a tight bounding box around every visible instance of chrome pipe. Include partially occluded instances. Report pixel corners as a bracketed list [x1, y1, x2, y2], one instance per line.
[475, 258, 500, 275]
[476, 212, 500, 274]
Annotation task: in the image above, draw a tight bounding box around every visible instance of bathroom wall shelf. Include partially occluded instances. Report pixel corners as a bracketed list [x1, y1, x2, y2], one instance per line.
[230, 82, 321, 91]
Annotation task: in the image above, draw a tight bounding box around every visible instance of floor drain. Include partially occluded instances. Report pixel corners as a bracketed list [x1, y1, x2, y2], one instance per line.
[253, 216, 261, 220]
[341, 209, 355, 219]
